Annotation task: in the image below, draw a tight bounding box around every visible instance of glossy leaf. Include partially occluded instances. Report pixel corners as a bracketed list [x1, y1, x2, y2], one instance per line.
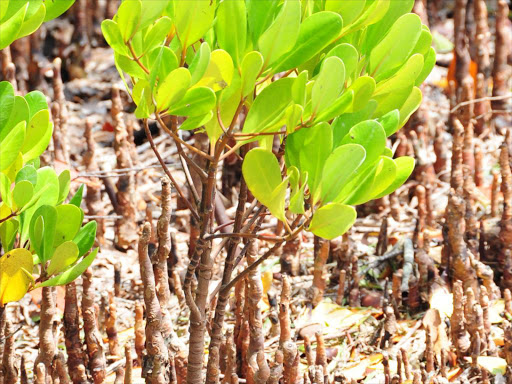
[13, 180, 34, 209]
[0, 121, 26, 171]
[242, 148, 287, 222]
[54, 204, 83, 248]
[37, 248, 99, 288]
[101, 20, 129, 56]
[69, 184, 85, 208]
[241, 51, 264, 97]
[189, 42, 211, 85]
[168, 87, 216, 117]
[311, 57, 345, 115]
[319, 144, 366, 204]
[21, 109, 52, 162]
[374, 156, 415, 198]
[309, 203, 356, 240]
[29, 205, 57, 262]
[216, 0, 247, 67]
[194, 49, 234, 92]
[258, 0, 300, 66]
[47, 241, 79, 276]
[57, 170, 71, 205]
[0, 82, 15, 134]
[116, 0, 142, 42]
[44, 0, 75, 21]
[156, 67, 191, 110]
[0, 248, 33, 305]
[273, 11, 343, 73]
[243, 77, 294, 134]
[73, 221, 97, 257]
[174, 0, 215, 47]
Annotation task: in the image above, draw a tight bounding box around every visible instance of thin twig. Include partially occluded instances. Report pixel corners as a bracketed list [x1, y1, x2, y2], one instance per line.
[450, 93, 512, 113]
[144, 119, 200, 221]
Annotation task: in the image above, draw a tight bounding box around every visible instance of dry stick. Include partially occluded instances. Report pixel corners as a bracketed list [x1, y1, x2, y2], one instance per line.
[134, 302, 145, 366]
[34, 287, 56, 384]
[64, 282, 88, 384]
[139, 223, 170, 384]
[246, 242, 270, 384]
[84, 118, 106, 244]
[106, 293, 121, 358]
[143, 119, 200, 222]
[112, 86, 138, 249]
[154, 177, 173, 312]
[491, 0, 511, 113]
[1, 320, 17, 384]
[310, 236, 330, 306]
[124, 343, 133, 384]
[206, 175, 248, 384]
[454, 0, 471, 89]
[499, 144, 512, 290]
[82, 269, 107, 384]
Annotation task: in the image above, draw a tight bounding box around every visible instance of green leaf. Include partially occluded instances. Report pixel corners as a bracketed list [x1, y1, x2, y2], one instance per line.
[273, 11, 343, 73]
[147, 46, 178, 88]
[0, 219, 19, 252]
[319, 144, 366, 204]
[243, 77, 295, 134]
[101, 20, 129, 56]
[0, 173, 12, 209]
[340, 120, 387, 173]
[346, 76, 376, 113]
[168, 87, 216, 117]
[299, 122, 332, 200]
[285, 104, 303, 134]
[44, 0, 75, 21]
[309, 203, 356, 240]
[289, 171, 307, 214]
[21, 167, 59, 243]
[0, 248, 33, 305]
[189, 42, 211, 85]
[0, 121, 26, 171]
[13, 180, 34, 209]
[342, 0, 390, 35]
[24, 91, 47, 119]
[344, 156, 397, 205]
[37, 247, 99, 288]
[415, 47, 436, 86]
[140, 0, 170, 30]
[311, 57, 345, 116]
[116, 0, 142, 42]
[17, 1, 45, 40]
[369, 13, 422, 78]
[378, 109, 400, 137]
[2, 95, 29, 142]
[142, 16, 172, 54]
[73, 221, 97, 257]
[194, 49, 234, 92]
[315, 90, 354, 123]
[0, 82, 15, 137]
[247, 0, 278, 45]
[323, 43, 359, 80]
[291, 70, 308, 106]
[241, 51, 264, 98]
[156, 67, 191, 111]
[0, 3, 27, 49]
[115, 53, 148, 79]
[180, 111, 213, 131]
[54, 204, 83, 248]
[0, 0, 10, 21]
[21, 109, 53, 163]
[258, 0, 301, 67]
[69, 184, 84, 208]
[325, 0, 364, 25]
[374, 156, 415, 199]
[216, 0, 247, 67]
[205, 75, 241, 142]
[47, 241, 79, 276]
[57, 170, 71, 205]
[398, 86, 422, 128]
[242, 148, 287, 222]
[174, 0, 215, 47]
[30, 205, 57, 262]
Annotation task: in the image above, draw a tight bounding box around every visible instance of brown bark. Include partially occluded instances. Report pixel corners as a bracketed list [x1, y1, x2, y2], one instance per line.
[1, 320, 17, 384]
[310, 237, 330, 306]
[84, 118, 105, 244]
[106, 293, 121, 358]
[64, 281, 89, 384]
[246, 243, 270, 384]
[491, 171, 501, 218]
[336, 270, 347, 306]
[134, 301, 145, 366]
[112, 85, 138, 250]
[34, 287, 56, 384]
[450, 280, 471, 358]
[491, 0, 511, 113]
[139, 223, 170, 383]
[35, 363, 46, 384]
[52, 58, 70, 164]
[222, 330, 238, 384]
[82, 269, 107, 384]
[124, 343, 133, 384]
[54, 352, 71, 384]
[500, 144, 512, 289]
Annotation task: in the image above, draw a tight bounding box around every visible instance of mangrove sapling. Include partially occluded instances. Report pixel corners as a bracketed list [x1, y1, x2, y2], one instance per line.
[102, 0, 435, 382]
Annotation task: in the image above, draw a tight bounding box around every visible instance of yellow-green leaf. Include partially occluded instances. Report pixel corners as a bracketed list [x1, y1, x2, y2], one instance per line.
[0, 248, 33, 305]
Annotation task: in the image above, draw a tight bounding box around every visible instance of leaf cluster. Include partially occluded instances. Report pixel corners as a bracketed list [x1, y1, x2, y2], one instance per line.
[0, 80, 97, 305]
[102, 0, 435, 240]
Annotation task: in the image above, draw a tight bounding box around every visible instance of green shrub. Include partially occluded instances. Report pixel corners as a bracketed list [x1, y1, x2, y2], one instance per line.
[103, 0, 434, 240]
[0, 0, 97, 306]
